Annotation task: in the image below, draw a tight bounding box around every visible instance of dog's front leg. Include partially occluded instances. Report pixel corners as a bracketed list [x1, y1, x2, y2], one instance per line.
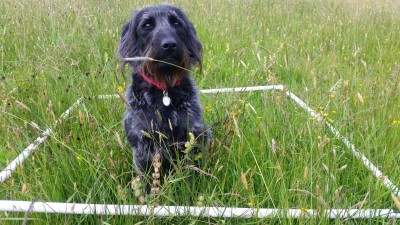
[133, 139, 153, 175]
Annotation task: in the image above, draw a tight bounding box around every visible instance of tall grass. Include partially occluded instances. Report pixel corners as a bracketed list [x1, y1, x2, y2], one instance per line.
[1, 0, 400, 224]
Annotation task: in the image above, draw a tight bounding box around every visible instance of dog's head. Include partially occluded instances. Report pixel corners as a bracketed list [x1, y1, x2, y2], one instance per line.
[118, 5, 202, 88]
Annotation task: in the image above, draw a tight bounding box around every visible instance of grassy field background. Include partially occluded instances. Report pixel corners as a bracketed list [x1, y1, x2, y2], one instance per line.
[1, 0, 400, 224]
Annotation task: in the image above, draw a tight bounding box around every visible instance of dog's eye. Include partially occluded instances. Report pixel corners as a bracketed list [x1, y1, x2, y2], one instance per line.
[144, 23, 153, 28]
[142, 19, 154, 29]
[169, 16, 181, 28]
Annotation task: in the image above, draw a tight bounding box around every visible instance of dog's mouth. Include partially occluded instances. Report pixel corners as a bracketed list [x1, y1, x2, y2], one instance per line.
[141, 47, 190, 86]
[160, 56, 180, 65]
[156, 57, 185, 70]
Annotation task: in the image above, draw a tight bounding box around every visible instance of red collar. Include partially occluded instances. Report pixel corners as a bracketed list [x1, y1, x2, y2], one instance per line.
[140, 73, 181, 90]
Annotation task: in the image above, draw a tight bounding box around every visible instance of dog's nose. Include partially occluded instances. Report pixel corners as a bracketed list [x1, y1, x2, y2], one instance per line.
[161, 39, 177, 53]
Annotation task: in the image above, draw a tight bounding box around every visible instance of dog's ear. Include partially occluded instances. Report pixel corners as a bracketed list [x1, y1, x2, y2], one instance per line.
[118, 11, 142, 65]
[186, 21, 202, 69]
[172, 7, 202, 70]
[120, 23, 130, 41]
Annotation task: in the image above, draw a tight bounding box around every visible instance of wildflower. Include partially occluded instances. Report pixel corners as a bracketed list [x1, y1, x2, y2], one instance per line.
[301, 207, 309, 214]
[310, 117, 316, 121]
[331, 110, 337, 114]
[323, 113, 328, 117]
[329, 94, 335, 98]
[117, 85, 124, 94]
[247, 201, 255, 207]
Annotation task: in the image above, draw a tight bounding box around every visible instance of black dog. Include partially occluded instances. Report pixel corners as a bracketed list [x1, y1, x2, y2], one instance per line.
[118, 5, 210, 181]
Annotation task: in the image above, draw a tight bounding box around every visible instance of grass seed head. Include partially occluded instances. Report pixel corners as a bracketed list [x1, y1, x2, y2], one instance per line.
[152, 173, 160, 179]
[391, 193, 400, 209]
[304, 167, 309, 180]
[271, 138, 277, 155]
[357, 92, 364, 104]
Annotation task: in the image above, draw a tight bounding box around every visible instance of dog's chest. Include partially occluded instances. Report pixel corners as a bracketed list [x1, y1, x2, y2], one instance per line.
[130, 88, 194, 130]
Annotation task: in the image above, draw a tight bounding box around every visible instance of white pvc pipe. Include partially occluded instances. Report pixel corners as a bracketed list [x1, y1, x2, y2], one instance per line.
[2, 85, 400, 218]
[0, 128, 52, 183]
[96, 94, 119, 99]
[95, 85, 284, 100]
[0, 97, 83, 184]
[284, 90, 400, 197]
[200, 85, 283, 94]
[325, 121, 400, 197]
[2, 87, 283, 184]
[59, 97, 84, 120]
[1, 200, 400, 218]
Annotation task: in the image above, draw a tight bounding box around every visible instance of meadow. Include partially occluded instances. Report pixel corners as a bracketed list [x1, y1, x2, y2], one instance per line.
[1, 0, 400, 224]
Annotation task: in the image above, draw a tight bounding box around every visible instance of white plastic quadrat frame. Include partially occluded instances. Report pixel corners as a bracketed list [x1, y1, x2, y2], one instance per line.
[1, 85, 400, 219]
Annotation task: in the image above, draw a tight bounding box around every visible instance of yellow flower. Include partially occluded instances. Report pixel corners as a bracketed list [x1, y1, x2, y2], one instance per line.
[323, 113, 328, 117]
[117, 86, 124, 94]
[247, 201, 255, 207]
[331, 110, 337, 114]
[329, 94, 335, 98]
[310, 117, 316, 121]
[301, 207, 309, 214]
[205, 105, 212, 113]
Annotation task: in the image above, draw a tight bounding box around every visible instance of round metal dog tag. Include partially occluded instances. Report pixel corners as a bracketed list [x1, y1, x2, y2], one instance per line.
[162, 96, 171, 106]
[162, 90, 171, 106]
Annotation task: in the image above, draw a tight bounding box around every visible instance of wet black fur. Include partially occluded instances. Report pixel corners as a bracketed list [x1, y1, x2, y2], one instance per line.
[118, 5, 210, 179]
